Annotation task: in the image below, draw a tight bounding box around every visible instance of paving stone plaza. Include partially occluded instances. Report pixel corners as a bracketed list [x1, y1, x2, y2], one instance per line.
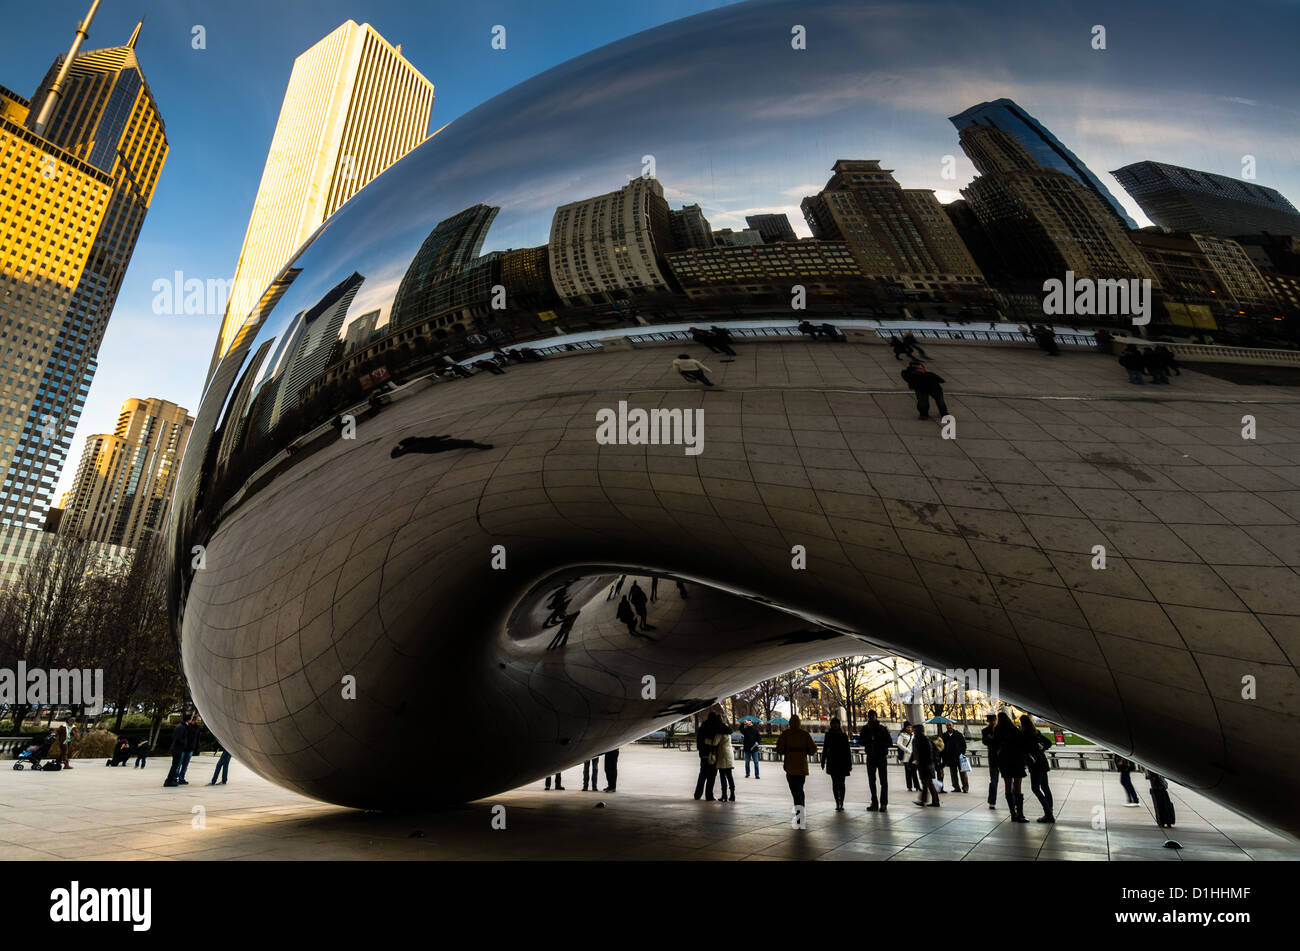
[3, 744, 1296, 861]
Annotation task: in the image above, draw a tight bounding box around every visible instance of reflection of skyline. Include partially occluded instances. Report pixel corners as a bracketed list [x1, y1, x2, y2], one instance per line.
[214, 0, 1300, 400]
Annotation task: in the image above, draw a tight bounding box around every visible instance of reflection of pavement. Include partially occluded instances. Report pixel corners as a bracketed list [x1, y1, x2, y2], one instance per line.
[182, 337, 1300, 833]
[1, 746, 1294, 861]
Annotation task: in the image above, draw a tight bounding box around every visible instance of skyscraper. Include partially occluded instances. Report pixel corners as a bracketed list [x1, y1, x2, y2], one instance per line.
[60, 397, 193, 550]
[669, 204, 714, 249]
[950, 98, 1136, 229]
[1111, 161, 1300, 238]
[211, 21, 434, 371]
[0, 10, 165, 535]
[801, 160, 986, 298]
[958, 127, 1154, 285]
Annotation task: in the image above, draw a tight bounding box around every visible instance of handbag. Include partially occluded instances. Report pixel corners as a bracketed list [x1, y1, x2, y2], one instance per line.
[959, 753, 971, 773]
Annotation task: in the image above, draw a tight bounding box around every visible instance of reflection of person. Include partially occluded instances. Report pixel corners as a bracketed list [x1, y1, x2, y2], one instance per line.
[628, 581, 653, 630]
[901, 361, 948, 420]
[615, 596, 648, 639]
[672, 354, 713, 386]
[391, 435, 493, 457]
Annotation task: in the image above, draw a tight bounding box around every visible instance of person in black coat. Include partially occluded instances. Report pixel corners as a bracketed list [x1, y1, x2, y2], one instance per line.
[107, 736, 132, 767]
[942, 723, 968, 793]
[162, 714, 191, 787]
[133, 739, 150, 769]
[993, 711, 1028, 822]
[693, 711, 723, 801]
[911, 726, 939, 808]
[900, 361, 948, 419]
[1020, 715, 1054, 822]
[628, 581, 654, 631]
[821, 718, 853, 811]
[177, 714, 203, 785]
[858, 709, 893, 811]
[980, 713, 1000, 809]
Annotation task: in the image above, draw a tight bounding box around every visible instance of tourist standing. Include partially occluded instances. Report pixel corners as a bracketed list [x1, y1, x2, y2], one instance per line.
[1114, 754, 1141, 806]
[133, 739, 150, 768]
[628, 581, 653, 631]
[775, 715, 819, 816]
[994, 711, 1028, 822]
[981, 713, 1000, 810]
[208, 737, 231, 786]
[821, 718, 852, 811]
[901, 361, 948, 420]
[544, 772, 565, 790]
[897, 722, 917, 791]
[1020, 715, 1054, 822]
[943, 723, 968, 793]
[741, 720, 762, 779]
[694, 711, 723, 801]
[162, 714, 191, 787]
[177, 714, 202, 785]
[603, 748, 620, 792]
[715, 723, 736, 802]
[859, 709, 892, 811]
[582, 754, 601, 792]
[672, 353, 714, 386]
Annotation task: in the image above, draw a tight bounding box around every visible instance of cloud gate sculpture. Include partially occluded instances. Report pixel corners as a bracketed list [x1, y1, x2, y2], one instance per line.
[169, 0, 1300, 836]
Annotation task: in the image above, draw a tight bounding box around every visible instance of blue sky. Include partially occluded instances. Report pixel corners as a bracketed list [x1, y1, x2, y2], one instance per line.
[0, 0, 1298, 502]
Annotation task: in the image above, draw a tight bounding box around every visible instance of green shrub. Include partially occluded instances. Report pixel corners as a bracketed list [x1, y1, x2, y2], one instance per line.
[71, 729, 117, 760]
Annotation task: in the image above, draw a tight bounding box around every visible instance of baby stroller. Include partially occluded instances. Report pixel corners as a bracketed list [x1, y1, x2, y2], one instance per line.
[13, 731, 57, 770]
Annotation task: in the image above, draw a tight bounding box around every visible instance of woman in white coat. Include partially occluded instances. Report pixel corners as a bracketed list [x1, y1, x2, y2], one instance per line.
[714, 722, 736, 802]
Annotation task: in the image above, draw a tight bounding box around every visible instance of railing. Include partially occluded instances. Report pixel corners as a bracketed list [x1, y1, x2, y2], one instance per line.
[627, 326, 807, 345]
[901, 327, 1098, 348]
[1, 736, 30, 756]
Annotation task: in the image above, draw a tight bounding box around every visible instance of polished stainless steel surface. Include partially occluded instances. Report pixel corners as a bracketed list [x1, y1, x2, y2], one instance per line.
[168, 0, 1300, 834]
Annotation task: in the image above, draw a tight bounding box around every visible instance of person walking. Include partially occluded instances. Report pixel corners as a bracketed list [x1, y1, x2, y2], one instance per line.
[741, 720, 762, 779]
[775, 715, 819, 819]
[901, 331, 928, 358]
[821, 718, 852, 811]
[602, 748, 620, 792]
[693, 711, 724, 801]
[582, 755, 601, 792]
[672, 353, 714, 386]
[1020, 715, 1054, 822]
[628, 580, 654, 631]
[715, 722, 737, 802]
[1114, 754, 1141, 806]
[207, 737, 231, 786]
[901, 361, 948, 420]
[981, 713, 1000, 810]
[897, 722, 917, 792]
[994, 711, 1028, 822]
[162, 714, 191, 787]
[858, 709, 892, 811]
[943, 723, 968, 793]
[911, 726, 940, 807]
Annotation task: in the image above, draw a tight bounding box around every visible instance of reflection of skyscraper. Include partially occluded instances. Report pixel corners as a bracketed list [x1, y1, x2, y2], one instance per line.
[390, 205, 499, 330]
[1112, 161, 1300, 238]
[3, 20, 168, 531]
[342, 310, 381, 355]
[212, 21, 434, 371]
[549, 177, 674, 305]
[950, 98, 1135, 229]
[670, 204, 715, 249]
[958, 128, 1153, 283]
[61, 398, 193, 550]
[801, 160, 985, 297]
[746, 213, 797, 243]
[273, 272, 364, 428]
